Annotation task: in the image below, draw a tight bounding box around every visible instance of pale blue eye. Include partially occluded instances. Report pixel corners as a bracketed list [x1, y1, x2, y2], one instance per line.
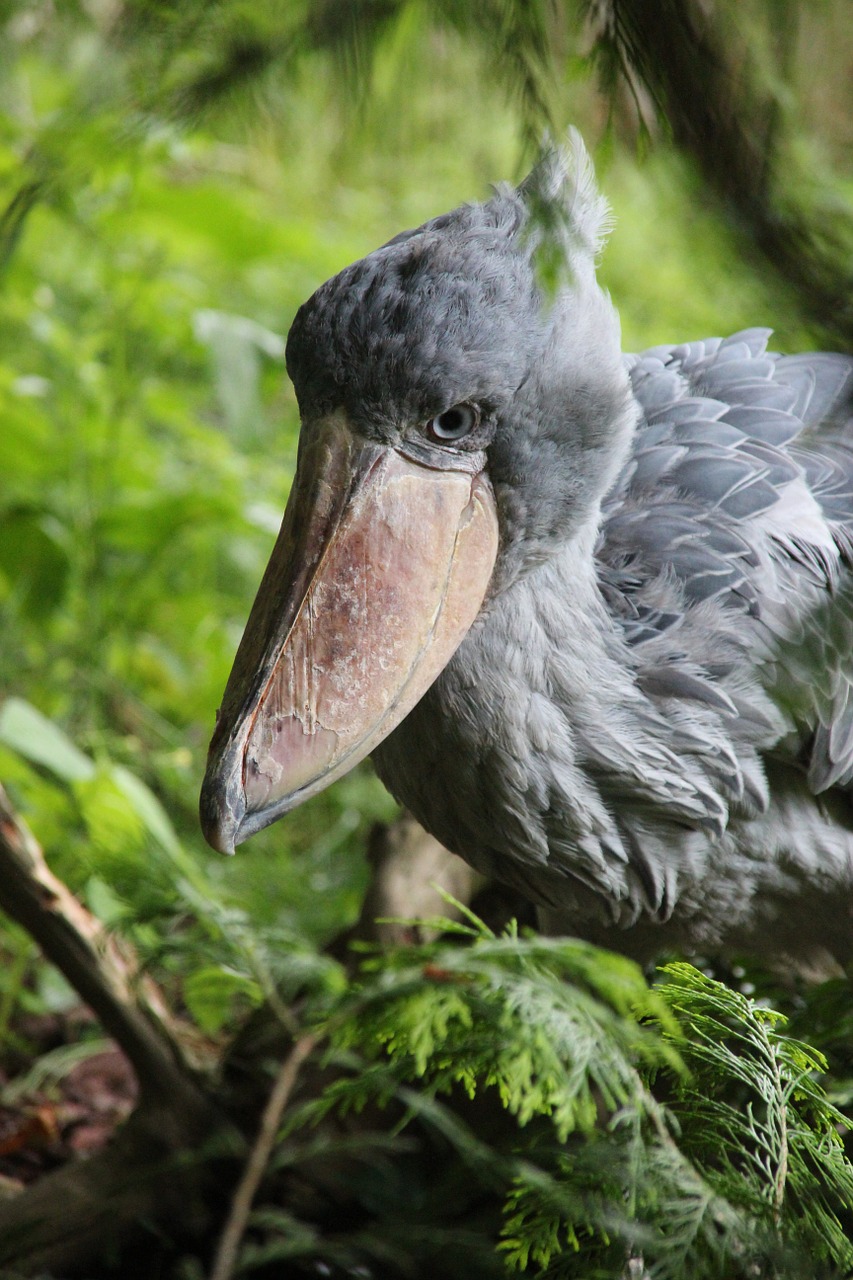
[427, 403, 478, 442]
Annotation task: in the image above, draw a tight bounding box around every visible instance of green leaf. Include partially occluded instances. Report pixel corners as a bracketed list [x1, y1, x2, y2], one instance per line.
[75, 769, 146, 854]
[183, 964, 263, 1034]
[193, 308, 284, 434]
[84, 874, 128, 926]
[0, 508, 70, 620]
[0, 698, 95, 783]
[110, 764, 182, 857]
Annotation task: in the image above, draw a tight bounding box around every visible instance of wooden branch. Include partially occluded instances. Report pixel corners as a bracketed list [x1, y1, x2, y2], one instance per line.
[607, 0, 853, 350]
[209, 1032, 318, 1280]
[348, 812, 483, 949]
[0, 785, 234, 1274]
[0, 784, 204, 1100]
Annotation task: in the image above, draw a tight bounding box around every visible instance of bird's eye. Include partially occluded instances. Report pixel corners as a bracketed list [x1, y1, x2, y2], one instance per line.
[426, 403, 479, 443]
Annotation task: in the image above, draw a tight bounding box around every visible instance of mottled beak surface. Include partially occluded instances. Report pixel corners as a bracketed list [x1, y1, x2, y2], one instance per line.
[200, 413, 498, 854]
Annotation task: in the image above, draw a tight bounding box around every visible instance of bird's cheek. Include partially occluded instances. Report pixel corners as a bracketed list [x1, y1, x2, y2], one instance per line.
[200, 413, 498, 853]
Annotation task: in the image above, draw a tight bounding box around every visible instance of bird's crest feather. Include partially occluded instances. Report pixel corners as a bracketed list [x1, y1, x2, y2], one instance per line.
[517, 130, 613, 293]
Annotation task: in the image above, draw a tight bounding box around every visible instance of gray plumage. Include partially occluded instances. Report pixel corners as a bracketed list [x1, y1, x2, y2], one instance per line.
[284, 137, 853, 962]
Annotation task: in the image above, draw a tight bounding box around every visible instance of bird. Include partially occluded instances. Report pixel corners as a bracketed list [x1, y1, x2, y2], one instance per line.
[200, 134, 853, 964]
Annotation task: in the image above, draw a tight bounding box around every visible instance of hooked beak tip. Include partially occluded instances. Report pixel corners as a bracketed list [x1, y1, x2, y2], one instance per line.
[199, 765, 244, 856]
[209, 829, 237, 857]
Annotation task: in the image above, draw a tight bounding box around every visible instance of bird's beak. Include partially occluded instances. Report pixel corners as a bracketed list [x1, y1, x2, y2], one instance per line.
[200, 411, 499, 853]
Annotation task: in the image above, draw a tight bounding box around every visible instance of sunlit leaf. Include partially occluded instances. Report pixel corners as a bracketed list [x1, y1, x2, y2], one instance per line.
[0, 698, 95, 783]
[75, 769, 146, 854]
[84, 874, 128, 926]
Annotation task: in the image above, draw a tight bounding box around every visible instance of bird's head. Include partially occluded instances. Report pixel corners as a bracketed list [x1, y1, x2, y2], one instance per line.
[200, 134, 636, 853]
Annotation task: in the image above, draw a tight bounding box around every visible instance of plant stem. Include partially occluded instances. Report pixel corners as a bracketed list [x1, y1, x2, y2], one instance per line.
[208, 1030, 319, 1280]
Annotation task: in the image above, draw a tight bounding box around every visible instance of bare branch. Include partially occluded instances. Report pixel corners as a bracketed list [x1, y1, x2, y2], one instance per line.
[209, 1031, 319, 1280]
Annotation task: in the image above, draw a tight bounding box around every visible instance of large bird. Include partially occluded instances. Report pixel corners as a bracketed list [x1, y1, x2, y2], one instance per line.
[201, 136, 853, 963]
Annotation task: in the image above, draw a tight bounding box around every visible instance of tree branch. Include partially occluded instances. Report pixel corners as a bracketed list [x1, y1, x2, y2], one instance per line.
[209, 1031, 319, 1280]
[0, 784, 204, 1101]
[0, 785, 236, 1273]
[600, 0, 853, 349]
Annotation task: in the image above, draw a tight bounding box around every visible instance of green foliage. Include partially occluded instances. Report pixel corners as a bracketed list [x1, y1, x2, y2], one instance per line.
[281, 924, 853, 1280]
[321, 919, 677, 1135]
[657, 964, 853, 1270]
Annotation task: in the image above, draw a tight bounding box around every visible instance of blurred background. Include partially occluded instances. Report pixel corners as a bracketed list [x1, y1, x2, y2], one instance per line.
[0, 0, 850, 1052]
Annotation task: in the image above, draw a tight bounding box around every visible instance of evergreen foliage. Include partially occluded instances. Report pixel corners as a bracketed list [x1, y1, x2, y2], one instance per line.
[277, 921, 853, 1279]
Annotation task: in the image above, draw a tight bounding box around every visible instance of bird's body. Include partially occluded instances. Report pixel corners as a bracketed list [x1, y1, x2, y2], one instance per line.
[375, 333, 853, 959]
[202, 137, 853, 962]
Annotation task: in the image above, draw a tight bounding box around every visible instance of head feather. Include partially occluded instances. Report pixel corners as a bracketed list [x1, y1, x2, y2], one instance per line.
[518, 129, 613, 292]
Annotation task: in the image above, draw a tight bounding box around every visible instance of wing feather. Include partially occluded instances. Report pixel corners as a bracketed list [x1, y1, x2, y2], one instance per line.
[600, 333, 853, 802]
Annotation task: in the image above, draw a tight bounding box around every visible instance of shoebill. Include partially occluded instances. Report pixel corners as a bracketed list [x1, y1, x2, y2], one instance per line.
[200, 135, 853, 963]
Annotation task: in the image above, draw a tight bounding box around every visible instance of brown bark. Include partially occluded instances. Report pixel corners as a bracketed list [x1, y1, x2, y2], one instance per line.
[0, 785, 207, 1098]
[0, 1092, 222, 1275]
[349, 813, 483, 948]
